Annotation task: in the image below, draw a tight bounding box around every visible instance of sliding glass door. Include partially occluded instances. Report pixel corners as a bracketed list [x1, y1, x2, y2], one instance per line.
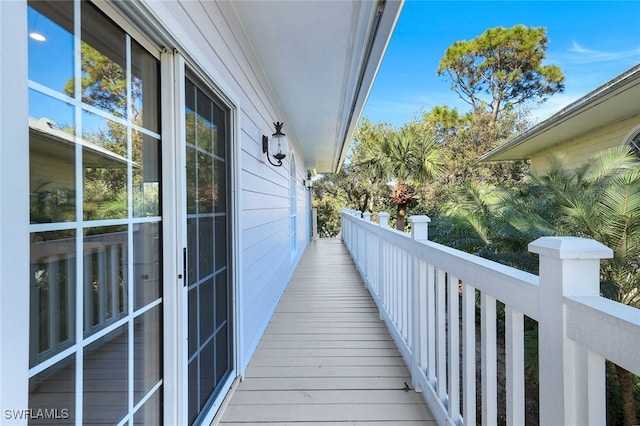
[184, 74, 233, 425]
[28, 1, 163, 424]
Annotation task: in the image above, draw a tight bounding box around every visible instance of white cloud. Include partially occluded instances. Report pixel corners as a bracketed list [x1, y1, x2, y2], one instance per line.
[564, 41, 640, 64]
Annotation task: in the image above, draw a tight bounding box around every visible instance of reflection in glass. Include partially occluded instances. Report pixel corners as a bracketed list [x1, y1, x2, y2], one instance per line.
[133, 386, 162, 425]
[133, 222, 162, 309]
[131, 40, 160, 132]
[29, 92, 76, 224]
[83, 226, 127, 336]
[186, 147, 197, 214]
[214, 158, 226, 213]
[198, 152, 213, 214]
[196, 89, 214, 153]
[28, 1, 74, 95]
[133, 131, 160, 217]
[29, 354, 75, 425]
[30, 230, 76, 367]
[134, 305, 162, 402]
[83, 325, 128, 425]
[80, 3, 127, 117]
[215, 217, 227, 272]
[82, 111, 128, 220]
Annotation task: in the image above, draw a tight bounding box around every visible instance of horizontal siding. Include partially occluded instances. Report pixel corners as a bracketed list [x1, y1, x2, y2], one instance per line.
[143, 0, 311, 373]
[532, 113, 640, 173]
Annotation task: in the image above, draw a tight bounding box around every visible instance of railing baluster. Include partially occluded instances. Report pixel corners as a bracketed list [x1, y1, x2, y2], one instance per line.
[506, 306, 524, 425]
[462, 283, 477, 425]
[448, 274, 461, 420]
[427, 263, 436, 386]
[481, 292, 498, 426]
[436, 267, 447, 400]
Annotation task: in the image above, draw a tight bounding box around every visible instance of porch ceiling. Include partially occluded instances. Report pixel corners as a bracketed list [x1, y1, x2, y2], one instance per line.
[231, 0, 403, 174]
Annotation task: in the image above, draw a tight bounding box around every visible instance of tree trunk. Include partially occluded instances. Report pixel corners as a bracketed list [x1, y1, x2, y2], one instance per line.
[615, 364, 637, 426]
[396, 203, 406, 231]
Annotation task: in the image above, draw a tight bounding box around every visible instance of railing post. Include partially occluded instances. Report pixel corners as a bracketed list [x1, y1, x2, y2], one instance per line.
[529, 237, 613, 426]
[377, 212, 389, 320]
[363, 212, 372, 222]
[312, 207, 318, 240]
[409, 215, 430, 241]
[378, 212, 389, 229]
[408, 215, 430, 393]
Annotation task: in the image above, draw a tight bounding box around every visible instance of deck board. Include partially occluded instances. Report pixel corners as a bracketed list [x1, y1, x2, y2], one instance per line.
[217, 239, 436, 425]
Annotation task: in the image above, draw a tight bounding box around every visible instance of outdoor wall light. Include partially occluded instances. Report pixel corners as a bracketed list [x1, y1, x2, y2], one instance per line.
[262, 121, 288, 167]
[303, 171, 313, 190]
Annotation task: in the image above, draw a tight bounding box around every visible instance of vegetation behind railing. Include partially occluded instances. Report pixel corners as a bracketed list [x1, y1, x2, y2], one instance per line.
[341, 209, 640, 426]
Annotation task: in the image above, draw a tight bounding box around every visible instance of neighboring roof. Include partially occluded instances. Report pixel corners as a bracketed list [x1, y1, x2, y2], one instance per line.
[232, 0, 404, 173]
[480, 64, 640, 162]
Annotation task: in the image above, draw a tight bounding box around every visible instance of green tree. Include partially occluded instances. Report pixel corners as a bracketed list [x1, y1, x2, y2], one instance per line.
[435, 147, 640, 424]
[362, 125, 443, 231]
[437, 25, 565, 124]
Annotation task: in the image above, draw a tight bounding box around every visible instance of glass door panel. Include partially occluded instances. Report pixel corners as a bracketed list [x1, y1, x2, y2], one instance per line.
[185, 75, 232, 425]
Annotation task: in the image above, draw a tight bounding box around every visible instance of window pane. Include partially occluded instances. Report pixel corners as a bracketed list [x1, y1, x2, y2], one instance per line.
[199, 217, 214, 279]
[133, 131, 160, 218]
[186, 147, 197, 214]
[198, 152, 214, 214]
[30, 230, 76, 367]
[196, 89, 214, 153]
[134, 305, 162, 402]
[199, 277, 214, 345]
[131, 40, 160, 132]
[83, 325, 128, 425]
[80, 3, 127, 117]
[215, 217, 227, 272]
[29, 354, 75, 425]
[83, 226, 128, 336]
[82, 111, 128, 220]
[29, 92, 76, 224]
[28, 1, 74, 95]
[213, 103, 226, 158]
[214, 158, 226, 213]
[133, 222, 162, 309]
[133, 386, 163, 425]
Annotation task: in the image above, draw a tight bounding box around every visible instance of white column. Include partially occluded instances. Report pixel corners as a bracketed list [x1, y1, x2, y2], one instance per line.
[0, 1, 29, 423]
[529, 237, 612, 426]
[363, 212, 372, 222]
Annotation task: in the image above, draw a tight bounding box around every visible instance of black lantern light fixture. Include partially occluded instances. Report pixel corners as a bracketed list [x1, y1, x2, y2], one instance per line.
[303, 170, 313, 190]
[262, 121, 288, 167]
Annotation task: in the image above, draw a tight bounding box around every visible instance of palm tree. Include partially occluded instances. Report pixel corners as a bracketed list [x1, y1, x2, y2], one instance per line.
[364, 125, 442, 231]
[438, 146, 640, 424]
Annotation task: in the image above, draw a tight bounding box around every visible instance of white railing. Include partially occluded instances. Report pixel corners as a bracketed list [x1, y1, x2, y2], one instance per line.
[341, 209, 640, 426]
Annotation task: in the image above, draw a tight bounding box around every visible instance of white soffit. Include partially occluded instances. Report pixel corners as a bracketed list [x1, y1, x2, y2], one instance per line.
[231, 0, 402, 173]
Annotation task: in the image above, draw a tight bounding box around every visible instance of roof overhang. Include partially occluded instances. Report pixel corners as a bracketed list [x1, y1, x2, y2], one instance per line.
[480, 64, 640, 162]
[231, 0, 403, 173]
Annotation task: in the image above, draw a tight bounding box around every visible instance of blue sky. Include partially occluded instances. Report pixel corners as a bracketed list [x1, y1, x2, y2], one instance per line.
[362, 1, 640, 128]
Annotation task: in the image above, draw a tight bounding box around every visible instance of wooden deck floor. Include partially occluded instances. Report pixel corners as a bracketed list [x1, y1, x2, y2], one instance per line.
[217, 238, 436, 425]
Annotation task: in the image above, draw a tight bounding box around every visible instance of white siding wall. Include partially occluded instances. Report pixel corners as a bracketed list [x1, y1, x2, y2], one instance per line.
[142, 1, 311, 372]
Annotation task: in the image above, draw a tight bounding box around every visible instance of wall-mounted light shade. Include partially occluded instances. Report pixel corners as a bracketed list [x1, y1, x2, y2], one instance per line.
[303, 170, 313, 190]
[262, 121, 288, 167]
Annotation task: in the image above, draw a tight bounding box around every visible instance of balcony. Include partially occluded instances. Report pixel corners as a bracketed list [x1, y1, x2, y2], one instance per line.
[216, 210, 640, 425]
